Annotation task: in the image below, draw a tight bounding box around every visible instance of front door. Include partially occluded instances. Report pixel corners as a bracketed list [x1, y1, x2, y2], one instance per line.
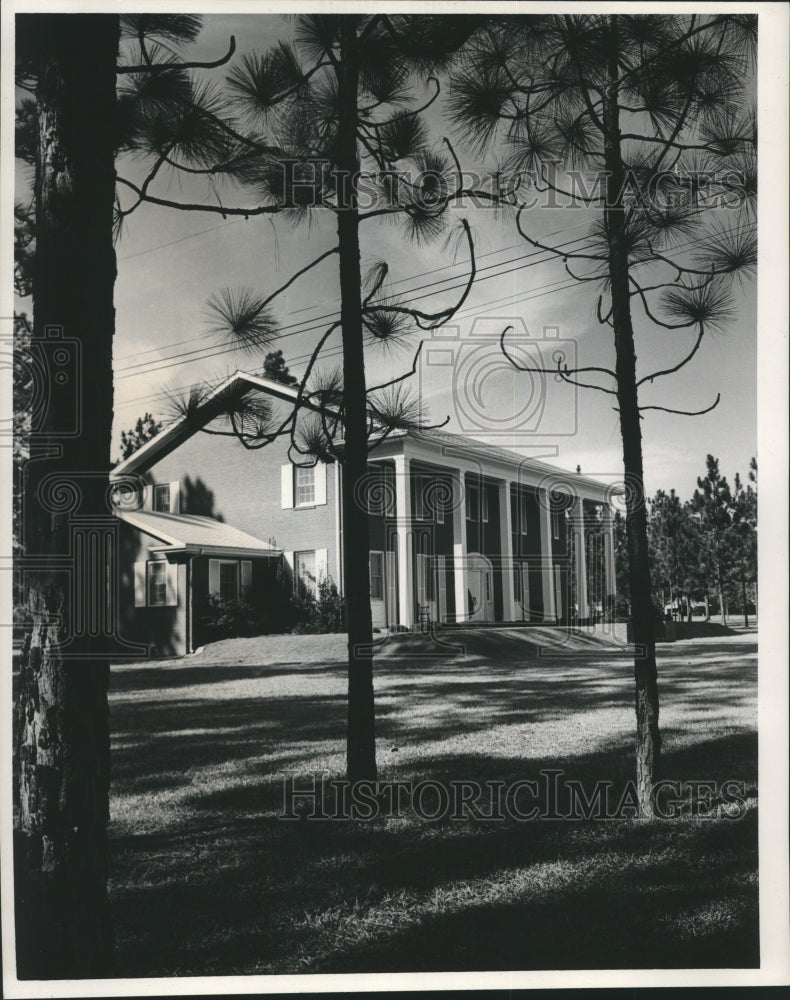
[467, 553, 494, 622]
[416, 553, 437, 623]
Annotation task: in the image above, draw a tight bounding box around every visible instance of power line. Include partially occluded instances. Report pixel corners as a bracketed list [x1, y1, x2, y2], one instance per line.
[115, 231, 596, 377]
[114, 218, 756, 413]
[114, 217, 594, 364]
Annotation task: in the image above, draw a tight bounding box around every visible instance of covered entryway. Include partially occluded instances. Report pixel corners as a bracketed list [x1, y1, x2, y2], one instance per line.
[466, 553, 494, 622]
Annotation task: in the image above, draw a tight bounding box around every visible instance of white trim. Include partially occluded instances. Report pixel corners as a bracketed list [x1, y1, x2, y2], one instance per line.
[394, 453, 413, 629]
[314, 461, 327, 506]
[133, 561, 146, 607]
[499, 479, 515, 621]
[116, 510, 279, 555]
[334, 462, 343, 589]
[369, 550, 385, 601]
[109, 371, 614, 506]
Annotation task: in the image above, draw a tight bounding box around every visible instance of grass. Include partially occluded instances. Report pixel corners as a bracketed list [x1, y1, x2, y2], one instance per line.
[107, 626, 758, 975]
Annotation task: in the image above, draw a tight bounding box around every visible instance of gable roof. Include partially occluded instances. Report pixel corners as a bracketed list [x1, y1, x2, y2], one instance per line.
[117, 509, 280, 558]
[112, 370, 614, 497]
[112, 372, 303, 477]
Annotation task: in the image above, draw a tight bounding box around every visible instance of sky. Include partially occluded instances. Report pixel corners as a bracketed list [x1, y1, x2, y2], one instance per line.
[18, 13, 759, 499]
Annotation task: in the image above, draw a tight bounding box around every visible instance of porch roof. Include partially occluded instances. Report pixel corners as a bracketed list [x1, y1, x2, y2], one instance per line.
[116, 510, 281, 558]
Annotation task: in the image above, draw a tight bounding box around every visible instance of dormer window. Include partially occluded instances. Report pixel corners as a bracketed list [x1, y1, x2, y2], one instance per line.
[153, 484, 171, 512]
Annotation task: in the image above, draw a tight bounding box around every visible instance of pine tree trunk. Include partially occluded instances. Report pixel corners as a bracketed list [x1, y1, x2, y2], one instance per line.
[336, 18, 377, 783]
[603, 16, 660, 817]
[14, 14, 118, 977]
[742, 576, 749, 628]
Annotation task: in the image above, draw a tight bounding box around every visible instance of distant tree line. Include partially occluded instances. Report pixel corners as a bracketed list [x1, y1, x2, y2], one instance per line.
[614, 455, 757, 625]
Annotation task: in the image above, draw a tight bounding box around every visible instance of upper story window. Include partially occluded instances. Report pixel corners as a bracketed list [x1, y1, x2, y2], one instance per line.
[465, 483, 479, 521]
[465, 482, 488, 522]
[520, 494, 529, 535]
[153, 484, 171, 512]
[295, 465, 315, 506]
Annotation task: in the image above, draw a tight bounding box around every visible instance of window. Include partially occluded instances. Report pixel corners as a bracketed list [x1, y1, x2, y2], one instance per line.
[465, 483, 479, 521]
[135, 559, 177, 607]
[370, 551, 384, 600]
[414, 478, 426, 520]
[295, 465, 315, 506]
[520, 494, 529, 535]
[153, 484, 170, 512]
[148, 561, 167, 606]
[295, 550, 317, 596]
[552, 511, 560, 540]
[481, 487, 489, 523]
[219, 561, 239, 602]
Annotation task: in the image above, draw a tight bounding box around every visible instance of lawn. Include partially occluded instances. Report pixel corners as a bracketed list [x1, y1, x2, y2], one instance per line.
[107, 626, 759, 976]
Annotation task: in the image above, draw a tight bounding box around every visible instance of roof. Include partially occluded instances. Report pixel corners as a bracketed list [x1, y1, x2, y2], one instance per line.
[117, 509, 281, 558]
[111, 372, 306, 477]
[111, 369, 615, 497]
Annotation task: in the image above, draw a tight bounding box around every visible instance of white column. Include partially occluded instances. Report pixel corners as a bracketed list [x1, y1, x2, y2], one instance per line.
[452, 470, 468, 623]
[574, 497, 589, 620]
[602, 503, 617, 610]
[498, 479, 515, 622]
[393, 454, 413, 629]
[539, 491, 557, 622]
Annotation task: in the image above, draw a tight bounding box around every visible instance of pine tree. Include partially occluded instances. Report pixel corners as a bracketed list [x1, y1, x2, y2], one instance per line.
[117, 14, 487, 781]
[448, 13, 756, 813]
[117, 412, 162, 462]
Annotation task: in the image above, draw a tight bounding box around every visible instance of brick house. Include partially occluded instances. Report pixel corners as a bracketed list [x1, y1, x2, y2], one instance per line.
[111, 371, 617, 656]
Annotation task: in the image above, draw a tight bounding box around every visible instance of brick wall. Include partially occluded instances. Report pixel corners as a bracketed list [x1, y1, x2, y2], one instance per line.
[117, 520, 188, 658]
[146, 406, 339, 581]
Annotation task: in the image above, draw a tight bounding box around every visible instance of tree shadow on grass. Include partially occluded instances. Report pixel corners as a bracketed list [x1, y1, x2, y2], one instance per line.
[107, 636, 757, 976]
[108, 736, 758, 976]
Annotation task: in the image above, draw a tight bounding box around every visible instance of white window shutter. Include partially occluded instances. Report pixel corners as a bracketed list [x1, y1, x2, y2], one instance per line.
[316, 548, 328, 584]
[142, 484, 152, 510]
[165, 562, 178, 606]
[240, 560, 252, 591]
[283, 551, 294, 591]
[314, 462, 327, 505]
[134, 561, 147, 607]
[209, 558, 220, 596]
[169, 481, 180, 513]
[281, 464, 293, 509]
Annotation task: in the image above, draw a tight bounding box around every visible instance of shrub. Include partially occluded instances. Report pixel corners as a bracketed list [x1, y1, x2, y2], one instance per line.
[200, 593, 267, 639]
[291, 580, 345, 634]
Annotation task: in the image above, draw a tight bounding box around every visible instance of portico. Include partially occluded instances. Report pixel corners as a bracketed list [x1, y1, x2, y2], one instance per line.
[366, 429, 617, 631]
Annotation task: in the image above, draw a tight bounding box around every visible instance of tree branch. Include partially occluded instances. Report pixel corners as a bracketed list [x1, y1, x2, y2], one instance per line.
[499, 325, 617, 394]
[117, 36, 236, 74]
[116, 176, 281, 217]
[636, 321, 706, 386]
[640, 393, 721, 417]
